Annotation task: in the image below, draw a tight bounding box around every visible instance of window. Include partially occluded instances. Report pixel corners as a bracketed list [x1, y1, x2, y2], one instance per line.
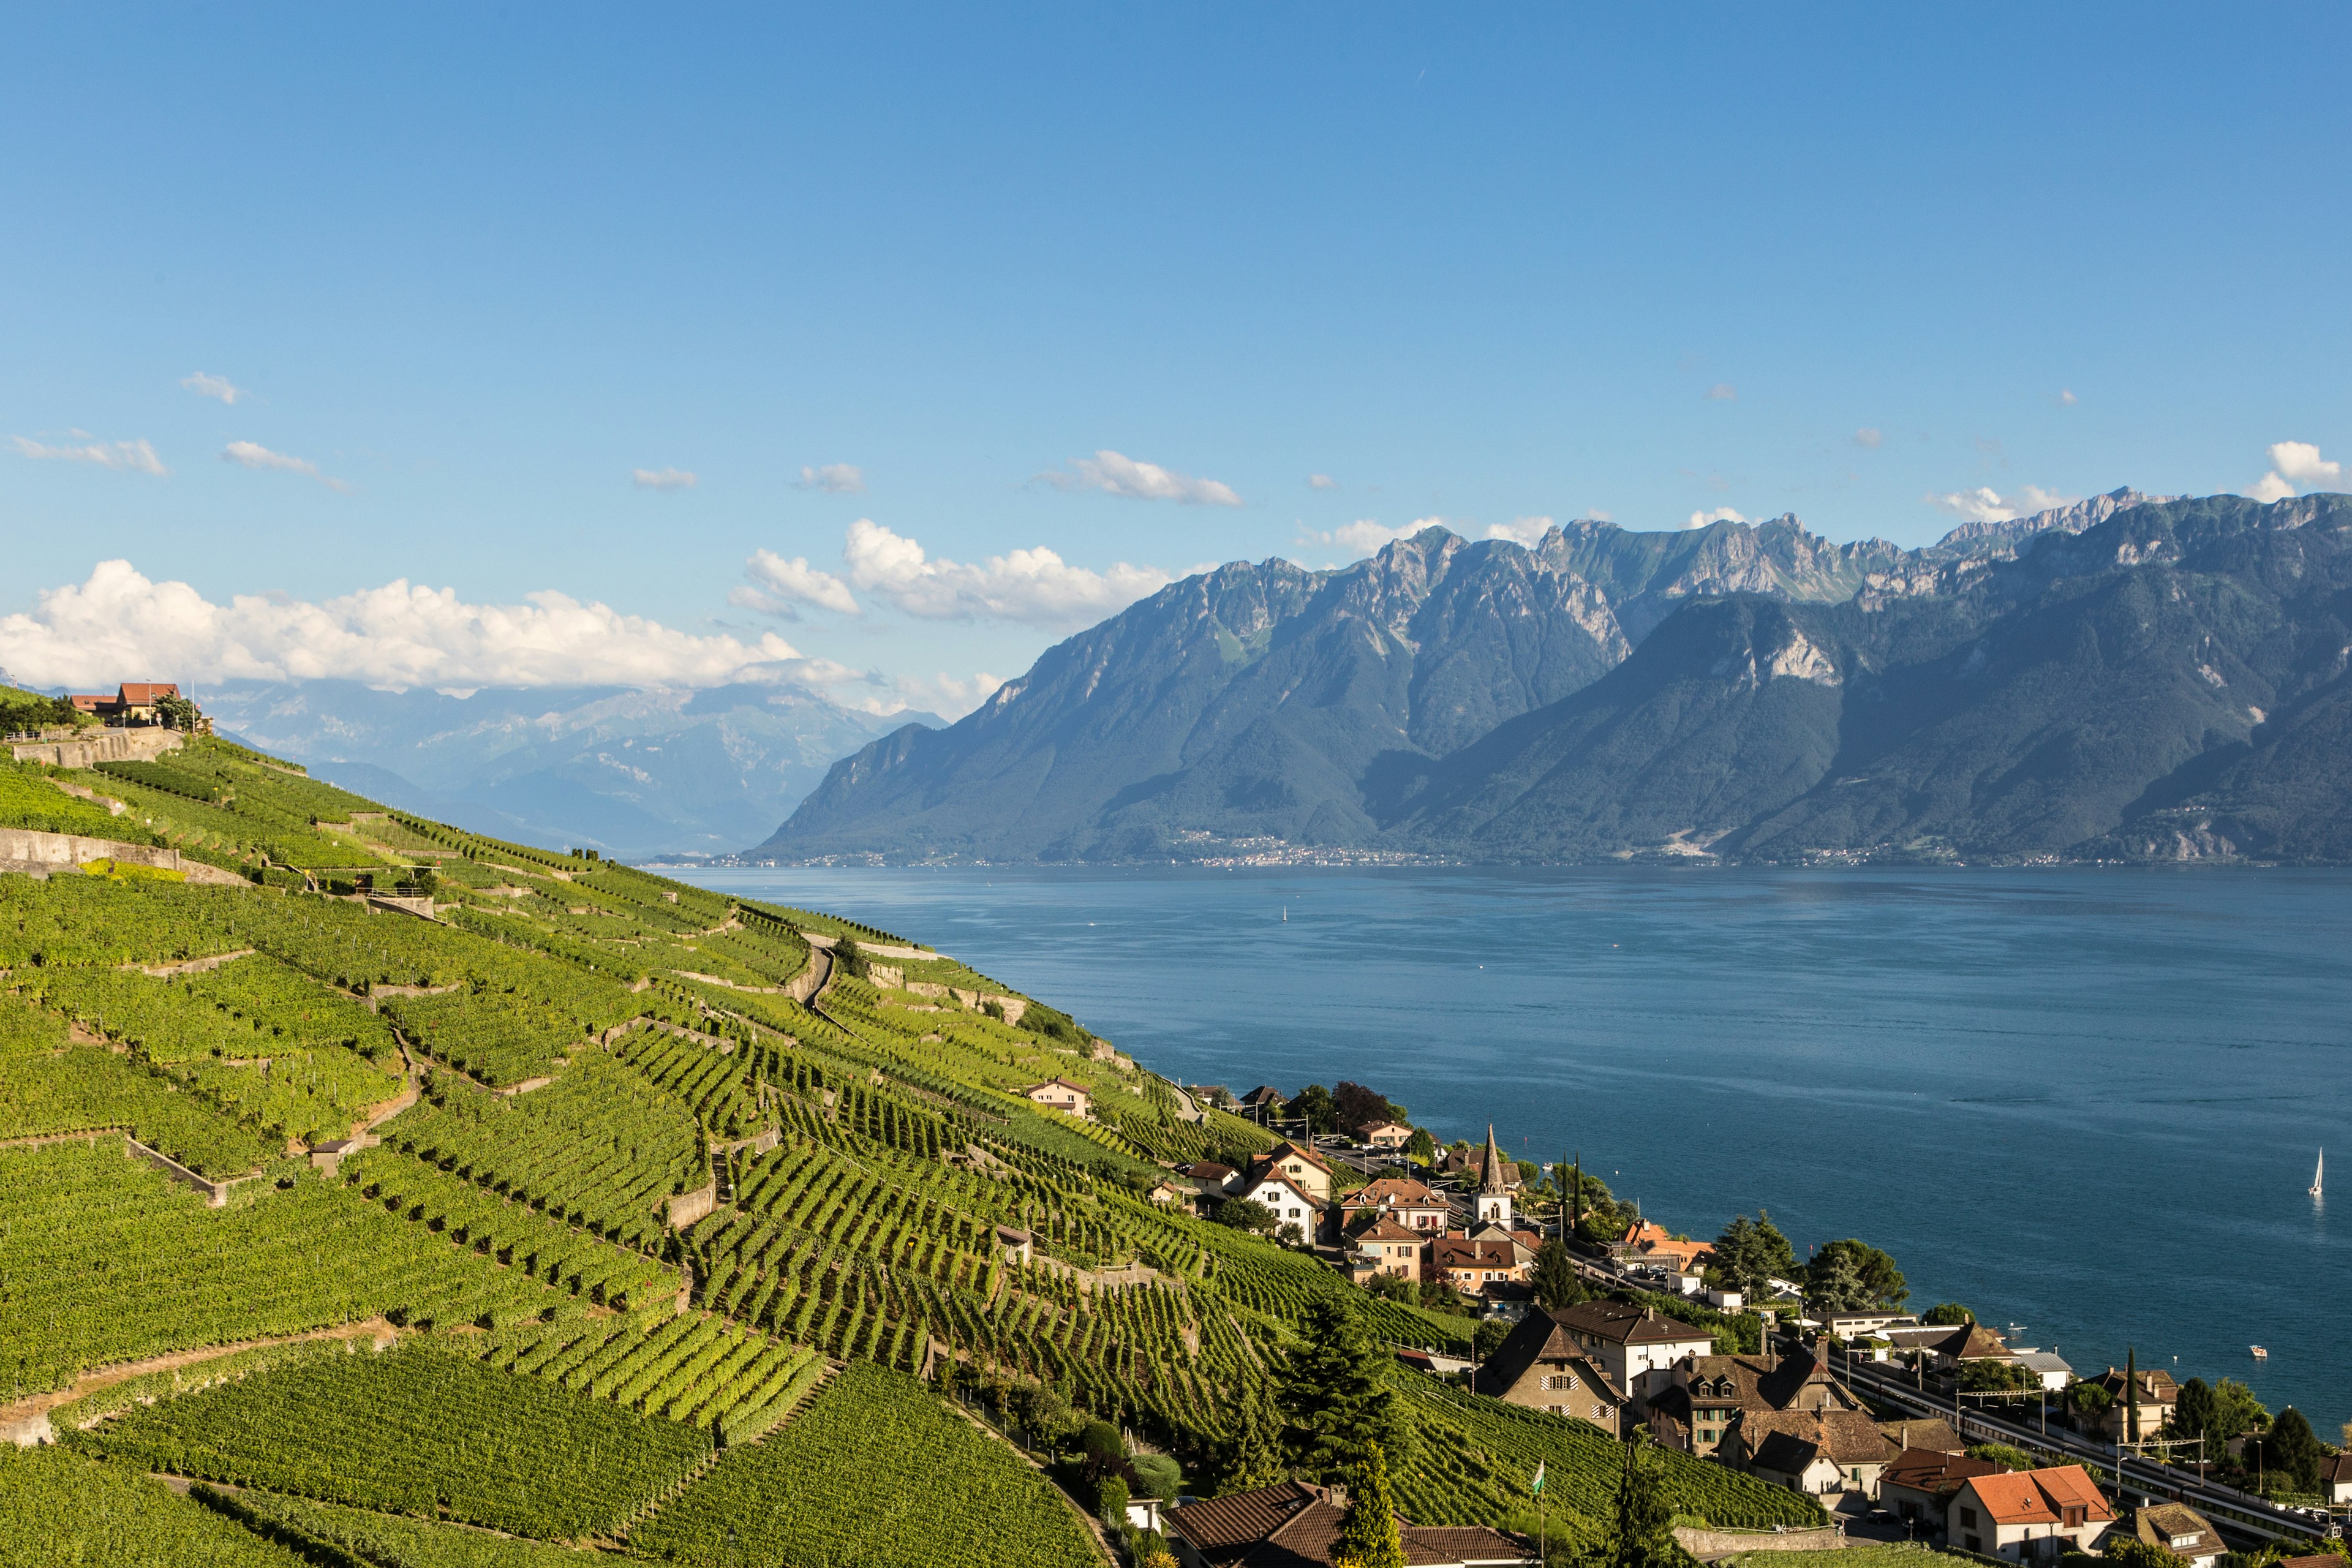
[1964, 1539, 1981, 1555]
[1960, 1509, 1978, 1530]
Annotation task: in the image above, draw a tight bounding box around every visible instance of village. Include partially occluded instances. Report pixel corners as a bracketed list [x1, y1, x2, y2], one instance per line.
[1018, 1074, 2352, 1568]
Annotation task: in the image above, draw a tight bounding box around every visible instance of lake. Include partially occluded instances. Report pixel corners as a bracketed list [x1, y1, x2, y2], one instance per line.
[672, 864, 2351, 1433]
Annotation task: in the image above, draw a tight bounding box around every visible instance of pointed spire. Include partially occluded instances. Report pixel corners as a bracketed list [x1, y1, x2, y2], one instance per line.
[1481, 1123, 1508, 1194]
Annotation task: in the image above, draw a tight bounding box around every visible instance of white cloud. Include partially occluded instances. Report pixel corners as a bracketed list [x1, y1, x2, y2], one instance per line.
[12, 434, 168, 475]
[841, 519, 1170, 625]
[1307, 473, 1338, 491]
[0, 560, 822, 692]
[866, 669, 1006, 720]
[738, 548, 861, 616]
[796, 463, 865, 494]
[633, 466, 698, 491]
[224, 440, 350, 492]
[1704, 383, 1737, 401]
[2059, 388, 2078, 407]
[2248, 472, 2296, 503]
[1687, 507, 1747, 529]
[1853, 428, 1883, 448]
[1040, 449, 1242, 507]
[181, 372, 245, 405]
[1299, 517, 1443, 558]
[1925, 484, 2075, 524]
[1483, 516, 1556, 547]
[2264, 440, 2341, 492]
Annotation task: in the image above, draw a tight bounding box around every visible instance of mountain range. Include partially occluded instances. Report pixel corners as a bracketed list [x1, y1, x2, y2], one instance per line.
[759, 489, 2352, 865]
[197, 680, 936, 860]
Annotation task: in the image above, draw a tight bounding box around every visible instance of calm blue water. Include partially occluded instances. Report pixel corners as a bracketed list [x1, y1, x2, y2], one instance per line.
[673, 865, 2351, 1431]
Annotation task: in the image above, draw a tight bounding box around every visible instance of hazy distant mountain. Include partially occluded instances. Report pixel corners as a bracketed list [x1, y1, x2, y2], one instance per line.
[758, 491, 2352, 865]
[200, 680, 936, 859]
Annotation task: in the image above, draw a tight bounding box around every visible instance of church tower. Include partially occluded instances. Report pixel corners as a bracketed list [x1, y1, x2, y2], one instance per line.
[1476, 1123, 1513, 1226]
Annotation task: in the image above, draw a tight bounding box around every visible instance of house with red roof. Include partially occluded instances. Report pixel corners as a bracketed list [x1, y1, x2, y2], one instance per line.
[1947, 1465, 2113, 1561]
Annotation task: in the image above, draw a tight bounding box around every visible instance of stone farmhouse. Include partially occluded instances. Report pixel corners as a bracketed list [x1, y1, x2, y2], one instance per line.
[66, 681, 183, 725]
[2105, 1504, 2226, 1568]
[1643, 1346, 1863, 1457]
[1477, 1313, 1632, 1436]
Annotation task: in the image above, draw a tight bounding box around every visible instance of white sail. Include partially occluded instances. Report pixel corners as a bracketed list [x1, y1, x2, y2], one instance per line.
[2312, 1148, 2324, 1197]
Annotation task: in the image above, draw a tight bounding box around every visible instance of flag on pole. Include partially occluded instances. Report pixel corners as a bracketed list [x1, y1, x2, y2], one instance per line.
[1531, 1461, 1545, 1497]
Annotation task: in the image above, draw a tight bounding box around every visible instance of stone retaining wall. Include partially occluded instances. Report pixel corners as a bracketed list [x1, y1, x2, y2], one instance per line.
[10, 728, 185, 768]
[1673, 1526, 1844, 1558]
[665, 1181, 718, 1229]
[0, 827, 246, 886]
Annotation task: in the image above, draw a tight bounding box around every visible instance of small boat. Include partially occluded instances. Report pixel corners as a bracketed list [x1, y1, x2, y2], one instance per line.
[2312, 1148, 2324, 1199]
[2250, 1346, 2268, 1360]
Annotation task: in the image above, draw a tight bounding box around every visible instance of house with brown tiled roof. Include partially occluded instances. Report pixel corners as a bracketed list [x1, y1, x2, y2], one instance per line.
[1731, 1408, 1901, 1496]
[1250, 1140, 1336, 1203]
[2104, 1503, 2225, 1568]
[1347, 1216, 1424, 1283]
[1338, 1177, 1452, 1234]
[1362, 1120, 1413, 1150]
[1545, 1300, 1717, 1402]
[1163, 1480, 1536, 1568]
[1645, 1348, 1860, 1457]
[2084, 1364, 2179, 1442]
[67, 681, 184, 726]
[1428, 1235, 1529, 1296]
[1477, 1312, 1630, 1435]
[1879, 1447, 2007, 1532]
[2326, 1450, 2352, 1505]
[1947, 1466, 2113, 1561]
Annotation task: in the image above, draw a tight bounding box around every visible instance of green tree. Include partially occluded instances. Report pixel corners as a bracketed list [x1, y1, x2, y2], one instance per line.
[1294, 1084, 1338, 1134]
[835, 938, 870, 981]
[1214, 1382, 1287, 1496]
[2208, 1379, 2270, 1449]
[1959, 1360, 2040, 1398]
[1598, 1430, 1677, 1568]
[1804, 1248, 1868, 1313]
[1803, 1238, 1907, 1309]
[1215, 1198, 1277, 1234]
[1132, 1453, 1183, 1501]
[2171, 1378, 2218, 1447]
[1532, 1240, 1588, 1311]
[1922, 1301, 1977, 1325]
[1406, 1128, 1436, 1164]
[1472, 1318, 1511, 1363]
[1966, 1442, 2036, 1472]
[2105, 1534, 2182, 1568]
[1712, 1213, 1795, 1296]
[2264, 1406, 2323, 1492]
[1098, 1475, 1130, 1531]
[1275, 1296, 1411, 1480]
[1332, 1442, 1408, 1568]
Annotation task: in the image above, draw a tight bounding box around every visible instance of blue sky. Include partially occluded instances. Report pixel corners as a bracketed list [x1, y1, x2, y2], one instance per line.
[4, 4, 2346, 714]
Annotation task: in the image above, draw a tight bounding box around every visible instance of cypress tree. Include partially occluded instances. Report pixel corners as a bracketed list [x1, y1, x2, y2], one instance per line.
[1605, 1430, 1677, 1568]
[2125, 1348, 2139, 1446]
[1332, 1442, 1408, 1568]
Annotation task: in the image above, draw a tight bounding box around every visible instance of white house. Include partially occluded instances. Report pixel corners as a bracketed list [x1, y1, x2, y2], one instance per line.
[1947, 1467, 2114, 1562]
[1240, 1175, 1318, 1237]
[1547, 1300, 1717, 1403]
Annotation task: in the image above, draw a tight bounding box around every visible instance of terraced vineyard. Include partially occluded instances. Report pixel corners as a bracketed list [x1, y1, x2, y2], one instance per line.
[0, 720, 1816, 1561]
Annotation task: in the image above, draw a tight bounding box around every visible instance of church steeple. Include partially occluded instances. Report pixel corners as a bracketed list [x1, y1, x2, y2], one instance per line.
[1476, 1123, 1513, 1226]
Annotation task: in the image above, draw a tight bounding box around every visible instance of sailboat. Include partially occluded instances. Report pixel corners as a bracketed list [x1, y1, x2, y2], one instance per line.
[2311, 1148, 2324, 1199]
